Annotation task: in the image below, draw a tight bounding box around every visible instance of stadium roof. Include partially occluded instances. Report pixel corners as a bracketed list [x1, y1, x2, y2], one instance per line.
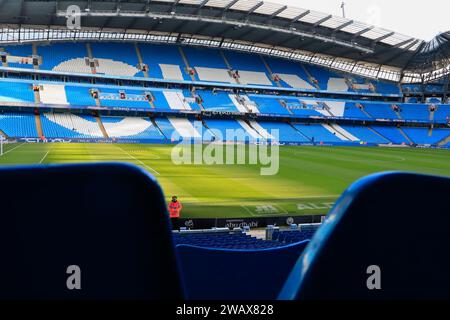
[0, 0, 447, 83]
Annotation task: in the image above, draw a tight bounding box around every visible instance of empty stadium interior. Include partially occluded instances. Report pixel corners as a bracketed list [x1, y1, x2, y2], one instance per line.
[1, 0, 450, 302]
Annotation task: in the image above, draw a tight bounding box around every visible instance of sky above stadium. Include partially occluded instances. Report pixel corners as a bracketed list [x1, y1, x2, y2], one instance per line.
[272, 0, 449, 40]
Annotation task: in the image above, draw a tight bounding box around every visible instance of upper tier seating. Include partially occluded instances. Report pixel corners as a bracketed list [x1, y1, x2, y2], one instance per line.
[177, 240, 309, 300]
[99, 88, 151, 109]
[38, 43, 89, 72]
[1, 45, 34, 69]
[91, 43, 142, 77]
[343, 103, 371, 119]
[1, 42, 401, 95]
[197, 90, 239, 112]
[0, 81, 34, 104]
[248, 95, 291, 115]
[183, 47, 228, 70]
[400, 104, 430, 121]
[65, 86, 97, 106]
[364, 103, 399, 119]
[138, 44, 190, 80]
[434, 105, 450, 122]
[266, 57, 315, 90]
[280, 172, 450, 300]
[0, 163, 182, 299]
[0, 113, 38, 138]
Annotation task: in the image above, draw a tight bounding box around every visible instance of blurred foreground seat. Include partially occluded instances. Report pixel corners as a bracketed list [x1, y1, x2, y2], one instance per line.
[280, 172, 450, 300]
[0, 163, 183, 300]
[177, 241, 309, 300]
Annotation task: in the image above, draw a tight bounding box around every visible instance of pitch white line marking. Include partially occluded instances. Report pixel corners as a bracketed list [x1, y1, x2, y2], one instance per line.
[116, 145, 160, 175]
[39, 149, 51, 164]
[1, 142, 26, 156]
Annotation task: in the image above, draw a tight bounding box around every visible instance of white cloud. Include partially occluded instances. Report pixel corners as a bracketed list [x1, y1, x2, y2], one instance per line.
[269, 0, 449, 40]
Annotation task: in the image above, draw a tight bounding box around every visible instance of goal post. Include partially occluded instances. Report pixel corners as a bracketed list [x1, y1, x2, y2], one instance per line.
[0, 135, 4, 156]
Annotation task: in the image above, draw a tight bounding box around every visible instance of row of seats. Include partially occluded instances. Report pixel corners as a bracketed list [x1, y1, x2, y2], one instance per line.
[272, 225, 321, 243]
[1, 112, 449, 145]
[1, 80, 447, 123]
[173, 232, 285, 250]
[1, 42, 399, 94]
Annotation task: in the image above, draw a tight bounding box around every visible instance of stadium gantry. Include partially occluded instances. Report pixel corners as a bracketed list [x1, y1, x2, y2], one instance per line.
[0, 0, 450, 302]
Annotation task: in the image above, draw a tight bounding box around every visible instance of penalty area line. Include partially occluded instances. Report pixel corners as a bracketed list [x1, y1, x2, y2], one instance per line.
[39, 148, 51, 164]
[116, 146, 160, 176]
[1, 142, 26, 156]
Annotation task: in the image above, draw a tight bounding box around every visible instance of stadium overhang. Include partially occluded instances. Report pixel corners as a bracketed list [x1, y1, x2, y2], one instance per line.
[0, 0, 446, 84]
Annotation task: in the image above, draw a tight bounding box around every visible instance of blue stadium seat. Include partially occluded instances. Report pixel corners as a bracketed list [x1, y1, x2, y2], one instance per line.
[0, 163, 183, 300]
[177, 241, 309, 300]
[279, 172, 450, 300]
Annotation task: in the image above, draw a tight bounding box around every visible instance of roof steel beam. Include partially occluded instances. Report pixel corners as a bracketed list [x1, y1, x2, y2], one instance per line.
[54, 10, 374, 53]
[246, 2, 264, 17]
[351, 26, 373, 41]
[371, 31, 394, 44]
[332, 20, 354, 36]
[290, 10, 310, 23]
[268, 5, 287, 19]
[312, 15, 332, 28]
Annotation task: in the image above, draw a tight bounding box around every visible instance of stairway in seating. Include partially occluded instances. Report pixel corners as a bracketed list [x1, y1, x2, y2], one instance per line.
[320, 102, 335, 117]
[325, 124, 353, 141]
[357, 103, 373, 119]
[392, 105, 402, 119]
[32, 44, 39, 70]
[151, 118, 168, 140]
[428, 126, 433, 137]
[398, 127, 413, 144]
[300, 64, 320, 90]
[0, 129, 9, 139]
[289, 122, 313, 142]
[188, 89, 205, 111]
[33, 86, 41, 104]
[96, 116, 109, 138]
[368, 126, 391, 143]
[135, 43, 149, 78]
[219, 51, 240, 84]
[438, 134, 450, 147]
[279, 100, 294, 115]
[260, 55, 282, 88]
[86, 43, 97, 74]
[429, 107, 435, 122]
[178, 47, 196, 81]
[35, 114, 43, 137]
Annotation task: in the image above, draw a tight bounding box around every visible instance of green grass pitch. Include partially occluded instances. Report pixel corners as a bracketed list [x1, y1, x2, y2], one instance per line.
[1, 142, 450, 219]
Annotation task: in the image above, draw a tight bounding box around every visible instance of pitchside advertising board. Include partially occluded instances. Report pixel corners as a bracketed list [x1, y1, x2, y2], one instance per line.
[178, 215, 325, 230]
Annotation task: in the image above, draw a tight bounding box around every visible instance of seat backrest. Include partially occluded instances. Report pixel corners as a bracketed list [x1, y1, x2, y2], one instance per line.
[280, 172, 450, 300]
[0, 163, 183, 300]
[177, 241, 309, 300]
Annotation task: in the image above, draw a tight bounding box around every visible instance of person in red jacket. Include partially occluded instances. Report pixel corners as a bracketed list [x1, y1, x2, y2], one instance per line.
[168, 196, 182, 229]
